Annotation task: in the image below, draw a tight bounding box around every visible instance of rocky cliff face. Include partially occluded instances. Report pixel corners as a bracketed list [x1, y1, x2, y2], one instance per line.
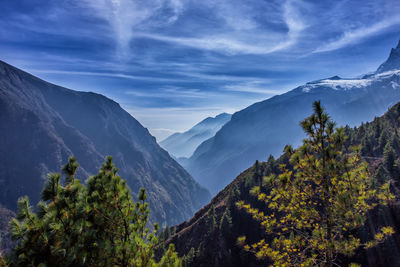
[377, 40, 400, 73]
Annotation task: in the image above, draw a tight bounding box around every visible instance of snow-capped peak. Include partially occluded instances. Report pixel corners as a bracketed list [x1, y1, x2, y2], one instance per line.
[301, 70, 400, 93]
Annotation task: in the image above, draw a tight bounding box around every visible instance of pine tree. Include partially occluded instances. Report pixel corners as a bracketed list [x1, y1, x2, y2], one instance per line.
[8, 156, 182, 267]
[182, 247, 196, 267]
[0, 253, 6, 267]
[383, 142, 396, 175]
[157, 244, 181, 267]
[237, 101, 395, 267]
[219, 207, 232, 237]
[205, 205, 217, 238]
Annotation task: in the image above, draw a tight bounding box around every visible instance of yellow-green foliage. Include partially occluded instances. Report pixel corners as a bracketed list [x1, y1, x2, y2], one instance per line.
[237, 101, 394, 267]
[0, 253, 7, 267]
[7, 156, 181, 267]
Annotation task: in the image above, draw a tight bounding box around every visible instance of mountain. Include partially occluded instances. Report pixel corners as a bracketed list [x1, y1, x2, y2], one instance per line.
[0, 60, 210, 225]
[184, 40, 400, 194]
[377, 40, 400, 73]
[163, 101, 400, 267]
[160, 113, 231, 159]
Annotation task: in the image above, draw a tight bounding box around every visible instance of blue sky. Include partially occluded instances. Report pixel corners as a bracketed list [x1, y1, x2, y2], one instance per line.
[1, 0, 400, 140]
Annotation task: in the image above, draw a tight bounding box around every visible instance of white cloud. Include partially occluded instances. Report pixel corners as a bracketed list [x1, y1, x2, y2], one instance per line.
[135, 0, 308, 56]
[223, 81, 287, 95]
[176, 72, 272, 82]
[313, 17, 400, 53]
[167, 0, 184, 23]
[84, 0, 184, 58]
[135, 33, 279, 55]
[276, 0, 307, 51]
[209, 0, 258, 31]
[125, 87, 215, 99]
[84, 0, 306, 56]
[85, 0, 152, 57]
[30, 69, 180, 82]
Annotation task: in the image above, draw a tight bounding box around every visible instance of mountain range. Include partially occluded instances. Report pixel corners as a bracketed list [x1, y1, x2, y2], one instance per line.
[0, 60, 210, 225]
[164, 99, 400, 267]
[160, 113, 231, 159]
[182, 40, 400, 194]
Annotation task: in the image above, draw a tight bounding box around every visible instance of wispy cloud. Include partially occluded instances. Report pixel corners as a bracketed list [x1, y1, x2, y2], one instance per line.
[81, 0, 307, 56]
[133, 0, 306, 55]
[30, 69, 180, 83]
[135, 33, 278, 55]
[223, 81, 287, 95]
[278, 0, 307, 51]
[176, 72, 273, 82]
[208, 0, 258, 31]
[125, 87, 214, 99]
[84, 0, 183, 58]
[313, 17, 400, 53]
[2, 0, 400, 140]
[167, 0, 184, 23]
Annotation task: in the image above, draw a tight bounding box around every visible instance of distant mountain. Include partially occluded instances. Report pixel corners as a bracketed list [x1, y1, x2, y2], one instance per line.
[160, 113, 231, 158]
[165, 101, 400, 267]
[0, 60, 210, 225]
[377, 40, 400, 73]
[184, 40, 400, 194]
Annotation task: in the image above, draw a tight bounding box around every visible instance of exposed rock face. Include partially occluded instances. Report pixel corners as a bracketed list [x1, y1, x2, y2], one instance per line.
[377, 40, 400, 73]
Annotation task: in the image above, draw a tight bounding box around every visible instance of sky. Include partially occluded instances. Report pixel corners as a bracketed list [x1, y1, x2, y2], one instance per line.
[1, 0, 400, 141]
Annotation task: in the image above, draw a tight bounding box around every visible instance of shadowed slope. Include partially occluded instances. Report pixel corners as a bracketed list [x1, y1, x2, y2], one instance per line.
[0, 60, 210, 225]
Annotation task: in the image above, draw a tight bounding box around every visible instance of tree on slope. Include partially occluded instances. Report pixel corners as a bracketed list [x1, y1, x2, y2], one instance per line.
[8, 156, 181, 267]
[0, 253, 6, 267]
[237, 101, 394, 267]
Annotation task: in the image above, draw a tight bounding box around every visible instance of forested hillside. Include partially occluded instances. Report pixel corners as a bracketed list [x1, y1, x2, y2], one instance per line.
[164, 101, 400, 267]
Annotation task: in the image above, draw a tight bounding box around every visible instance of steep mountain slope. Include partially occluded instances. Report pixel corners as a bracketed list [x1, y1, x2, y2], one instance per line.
[185, 40, 400, 194]
[164, 101, 400, 267]
[0, 205, 15, 255]
[0, 60, 210, 225]
[377, 40, 400, 73]
[160, 113, 231, 159]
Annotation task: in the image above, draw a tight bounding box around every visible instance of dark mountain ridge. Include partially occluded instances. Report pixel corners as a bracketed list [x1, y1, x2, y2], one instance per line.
[377, 40, 400, 73]
[0, 60, 210, 225]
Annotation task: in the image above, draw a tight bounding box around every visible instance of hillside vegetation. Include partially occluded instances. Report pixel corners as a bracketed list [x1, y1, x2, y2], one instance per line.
[2, 157, 181, 267]
[164, 101, 400, 267]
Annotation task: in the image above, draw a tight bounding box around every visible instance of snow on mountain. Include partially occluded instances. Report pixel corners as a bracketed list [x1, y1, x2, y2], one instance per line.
[183, 40, 400, 194]
[302, 70, 400, 92]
